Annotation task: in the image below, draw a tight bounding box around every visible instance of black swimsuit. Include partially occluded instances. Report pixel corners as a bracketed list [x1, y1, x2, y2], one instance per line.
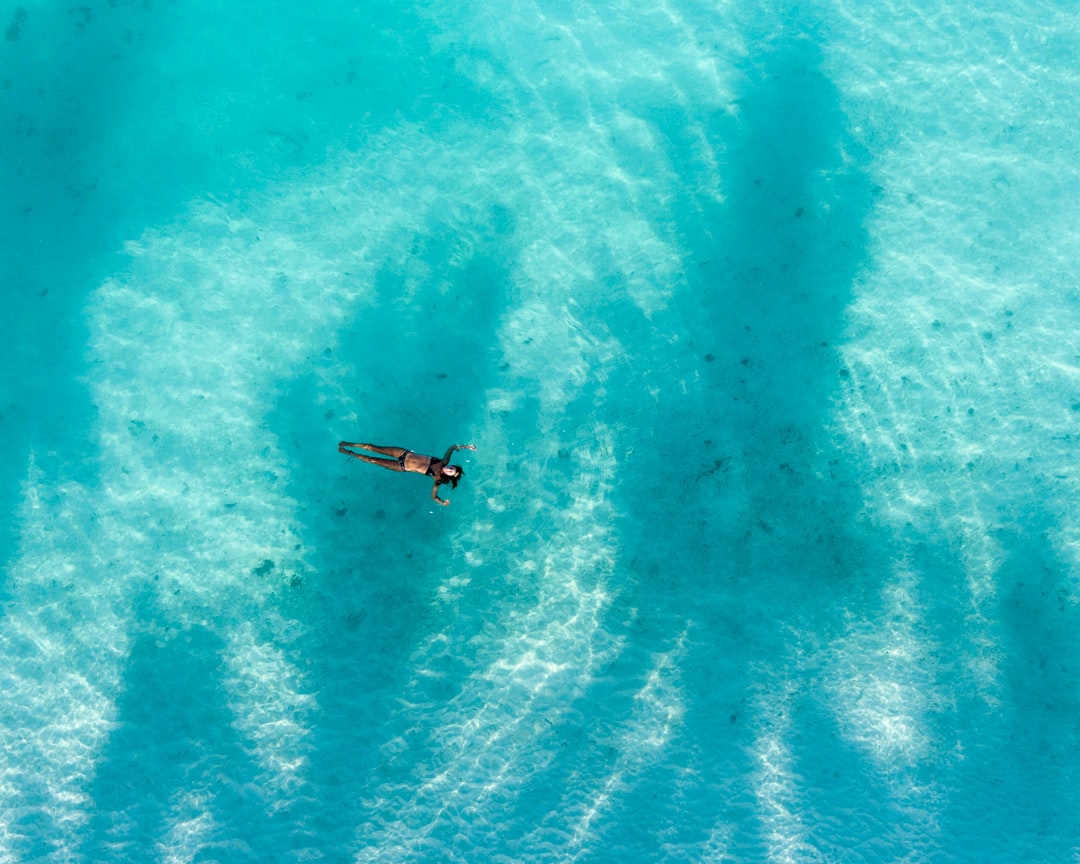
[400, 450, 439, 477]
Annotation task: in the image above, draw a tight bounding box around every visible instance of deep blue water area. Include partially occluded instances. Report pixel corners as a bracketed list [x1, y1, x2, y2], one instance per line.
[2, 0, 1079, 861]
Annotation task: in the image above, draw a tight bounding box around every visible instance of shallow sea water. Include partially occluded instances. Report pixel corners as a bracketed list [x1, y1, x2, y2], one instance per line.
[2, 0, 1079, 861]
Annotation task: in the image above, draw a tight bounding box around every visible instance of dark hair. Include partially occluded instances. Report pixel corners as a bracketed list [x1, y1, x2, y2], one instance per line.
[441, 464, 462, 489]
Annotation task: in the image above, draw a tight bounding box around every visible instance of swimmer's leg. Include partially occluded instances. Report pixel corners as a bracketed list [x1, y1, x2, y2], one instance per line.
[339, 442, 408, 458]
[338, 447, 403, 472]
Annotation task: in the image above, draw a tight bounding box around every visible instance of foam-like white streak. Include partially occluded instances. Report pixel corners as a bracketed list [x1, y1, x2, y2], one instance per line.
[698, 824, 738, 864]
[159, 791, 220, 864]
[0, 462, 126, 861]
[562, 632, 687, 853]
[433, 0, 745, 106]
[221, 623, 317, 807]
[825, 562, 946, 792]
[356, 577, 618, 859]
[750, 677, 824, 864]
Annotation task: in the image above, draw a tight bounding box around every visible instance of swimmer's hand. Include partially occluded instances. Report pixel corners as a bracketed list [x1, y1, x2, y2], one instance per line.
[442, 443, 476, 463]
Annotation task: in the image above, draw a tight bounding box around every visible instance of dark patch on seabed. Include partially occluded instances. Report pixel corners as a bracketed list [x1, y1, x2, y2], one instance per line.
[79, 593, 284, 862]
[941, 520, 1080, 857]
[6, 7, 27, 41]
[525, 26, 882, 857]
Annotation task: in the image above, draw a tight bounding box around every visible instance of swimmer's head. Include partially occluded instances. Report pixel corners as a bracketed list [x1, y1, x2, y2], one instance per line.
[441, 463, 463, 487]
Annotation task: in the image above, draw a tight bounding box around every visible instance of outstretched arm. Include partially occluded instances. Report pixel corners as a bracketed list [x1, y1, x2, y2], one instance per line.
[432, 482, 450, 507]
[441, 443, 476, 464]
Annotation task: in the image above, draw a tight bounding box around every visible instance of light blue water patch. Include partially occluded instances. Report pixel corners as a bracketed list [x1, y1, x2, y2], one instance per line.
[1, 0, 1078, 861]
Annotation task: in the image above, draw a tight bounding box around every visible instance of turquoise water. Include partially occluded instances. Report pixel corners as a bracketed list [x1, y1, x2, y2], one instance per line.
[2, 0, 1079, 860]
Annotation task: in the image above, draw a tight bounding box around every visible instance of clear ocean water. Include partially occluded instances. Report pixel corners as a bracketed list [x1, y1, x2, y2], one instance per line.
[2, 0, 1078, 861]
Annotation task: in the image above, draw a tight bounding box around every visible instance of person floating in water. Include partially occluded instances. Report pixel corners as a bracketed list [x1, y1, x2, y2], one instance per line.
[338, 441, 476, 507]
